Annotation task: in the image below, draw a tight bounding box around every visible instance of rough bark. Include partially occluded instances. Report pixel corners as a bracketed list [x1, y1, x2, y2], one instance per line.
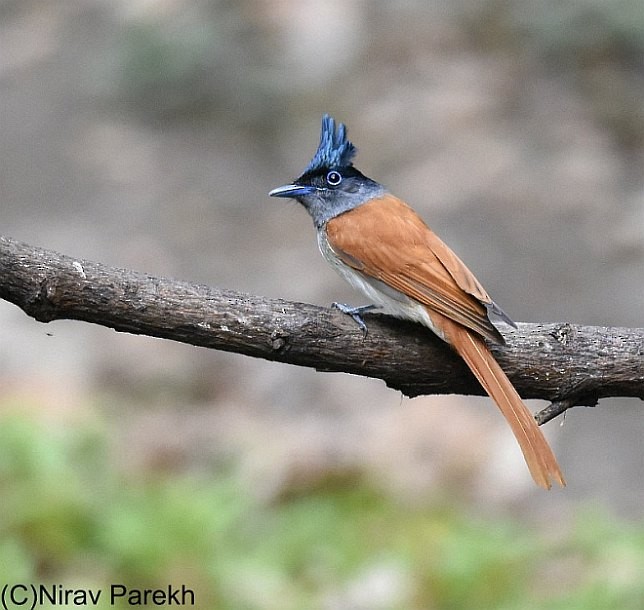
[1, 236, 642, 424]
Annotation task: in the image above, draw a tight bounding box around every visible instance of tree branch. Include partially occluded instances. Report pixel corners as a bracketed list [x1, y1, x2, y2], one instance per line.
[1, 236, 642, 423]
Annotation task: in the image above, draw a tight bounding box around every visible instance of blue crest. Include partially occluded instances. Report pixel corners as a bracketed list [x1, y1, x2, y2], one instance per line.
[304, 114, 357, 173]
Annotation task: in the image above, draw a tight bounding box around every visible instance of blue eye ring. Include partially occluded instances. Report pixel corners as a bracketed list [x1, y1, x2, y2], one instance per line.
[326, 170, 342, 186]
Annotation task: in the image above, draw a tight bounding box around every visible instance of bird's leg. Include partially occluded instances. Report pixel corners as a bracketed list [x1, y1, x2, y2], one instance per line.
[332, 303, 378, 337]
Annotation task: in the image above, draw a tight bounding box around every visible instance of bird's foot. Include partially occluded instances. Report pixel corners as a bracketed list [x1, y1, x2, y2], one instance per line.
[332, 303, 378, 337]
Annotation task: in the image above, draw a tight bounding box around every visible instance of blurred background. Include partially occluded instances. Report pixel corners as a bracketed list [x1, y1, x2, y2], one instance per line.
[1, 0, 643, 607]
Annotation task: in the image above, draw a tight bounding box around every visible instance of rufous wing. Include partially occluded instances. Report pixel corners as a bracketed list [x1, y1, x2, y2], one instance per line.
[325, 194, 505, 343]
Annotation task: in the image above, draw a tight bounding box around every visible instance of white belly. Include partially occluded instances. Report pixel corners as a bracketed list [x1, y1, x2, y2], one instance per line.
[317, 230, 446, 341]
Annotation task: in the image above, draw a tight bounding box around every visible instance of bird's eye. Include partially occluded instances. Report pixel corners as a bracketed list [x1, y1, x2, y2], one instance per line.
[326, 170, 342, 186]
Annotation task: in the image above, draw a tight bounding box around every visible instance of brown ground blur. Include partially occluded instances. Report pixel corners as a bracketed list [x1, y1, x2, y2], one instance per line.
[1, 0, 643, 515]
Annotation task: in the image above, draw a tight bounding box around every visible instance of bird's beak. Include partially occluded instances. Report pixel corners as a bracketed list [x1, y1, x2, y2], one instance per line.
[269, 184, 316, 199]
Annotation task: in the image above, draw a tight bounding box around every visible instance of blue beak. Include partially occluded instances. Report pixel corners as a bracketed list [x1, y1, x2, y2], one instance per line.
[269, 184, 316, 199]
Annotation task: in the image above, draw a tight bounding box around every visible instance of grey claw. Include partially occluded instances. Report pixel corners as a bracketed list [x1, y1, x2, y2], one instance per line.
[332, 303, 377, 337]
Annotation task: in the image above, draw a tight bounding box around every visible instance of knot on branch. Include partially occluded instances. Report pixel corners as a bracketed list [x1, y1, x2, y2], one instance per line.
[270, 328, 291, 353]
[551, 323, 575, 346]
[29, 278, 61, 322]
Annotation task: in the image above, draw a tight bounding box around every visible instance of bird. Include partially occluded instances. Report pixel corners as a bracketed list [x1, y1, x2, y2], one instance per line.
[269, 114, 565, 489]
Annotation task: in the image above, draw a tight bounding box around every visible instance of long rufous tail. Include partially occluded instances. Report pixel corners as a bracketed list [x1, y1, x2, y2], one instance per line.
[440, 317, 565, 489]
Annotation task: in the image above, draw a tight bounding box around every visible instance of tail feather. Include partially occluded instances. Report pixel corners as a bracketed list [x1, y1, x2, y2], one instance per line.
[442, 318, 565, 489]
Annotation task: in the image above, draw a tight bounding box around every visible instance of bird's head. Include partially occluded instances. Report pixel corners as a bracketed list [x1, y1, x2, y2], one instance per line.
[269, 115, 384, 228]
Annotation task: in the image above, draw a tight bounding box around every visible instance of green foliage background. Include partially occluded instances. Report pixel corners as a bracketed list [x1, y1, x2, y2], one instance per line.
[1, 410, 642, 610]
